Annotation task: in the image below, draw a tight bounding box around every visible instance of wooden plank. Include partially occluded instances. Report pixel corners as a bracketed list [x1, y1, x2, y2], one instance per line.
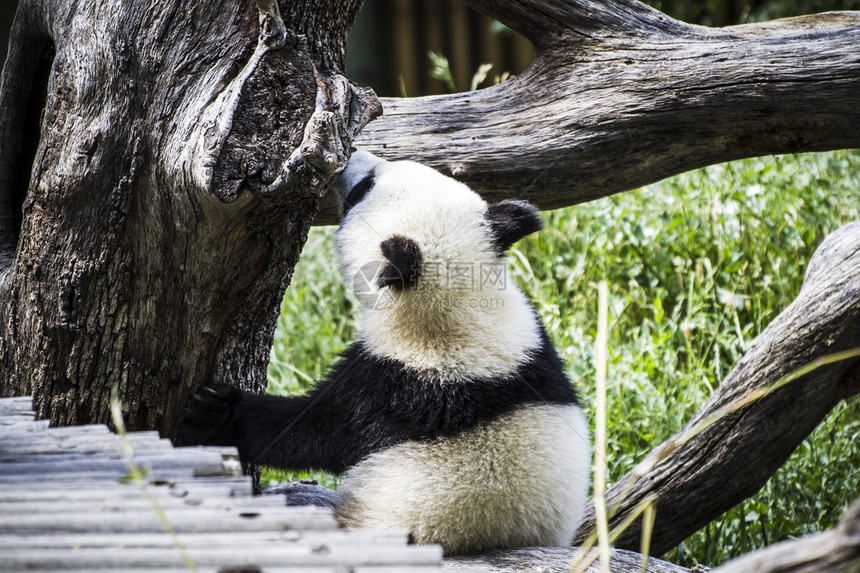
[0, 506, 339, 533]
[0, 569, 347, 573]
[0, 422, 107, 433]
[0, 451, 157, 463]
[357, 569, 483, 573]
[0, 529, 412, 549]
[0, 412, 35, 422]
[0, 450, 230, 472]
[0, 435, 233, 456]
[0, 468, 199, 483]
[1, 494, 291, 514]
[0, 473, 253, 488]
[0, 396, 34, 409]
[0, 478, 254, 501]
[0, 435, 174, 454]
[0, 419, 50, 431]
[0, 397, 451, 571]
[0, 544, 442, 569]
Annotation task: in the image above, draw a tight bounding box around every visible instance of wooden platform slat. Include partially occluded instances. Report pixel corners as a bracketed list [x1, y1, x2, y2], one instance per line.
[0, 568, 480, 573]
[0, 529, 412, 549]
[0, 396, 458, 572]
[0, 478, 255, 500]
[0, 545, 443, 568]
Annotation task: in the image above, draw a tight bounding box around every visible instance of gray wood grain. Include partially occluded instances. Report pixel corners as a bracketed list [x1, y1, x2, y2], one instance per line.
[0, 545, 442, 569]
[324, 1, 860, 225]
[713, 499, 860, 573]
[0, 0, 376, 441]
[0, 400, 451, 572]
[445, 546, 692, 572]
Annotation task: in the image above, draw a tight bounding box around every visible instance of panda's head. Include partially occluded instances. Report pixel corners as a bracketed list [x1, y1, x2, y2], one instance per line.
[332, 151, 543, 378]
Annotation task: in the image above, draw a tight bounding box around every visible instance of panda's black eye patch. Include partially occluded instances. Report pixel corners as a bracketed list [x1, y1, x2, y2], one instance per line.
[343, 174, 375, 215]
[377, 235, 423, 291]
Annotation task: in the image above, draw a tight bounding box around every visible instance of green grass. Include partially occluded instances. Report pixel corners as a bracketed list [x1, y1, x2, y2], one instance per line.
[265, 150, 859, 566]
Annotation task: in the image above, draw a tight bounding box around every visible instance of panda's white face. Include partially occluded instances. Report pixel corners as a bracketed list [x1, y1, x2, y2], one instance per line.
[333, 153, 543, 382]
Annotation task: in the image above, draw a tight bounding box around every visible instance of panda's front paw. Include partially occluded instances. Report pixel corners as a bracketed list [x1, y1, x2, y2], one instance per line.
[177, 385, 244, 447]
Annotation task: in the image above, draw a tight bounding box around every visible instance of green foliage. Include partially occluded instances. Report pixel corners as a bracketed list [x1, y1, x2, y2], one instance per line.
[427, 51, 456, 92]
[265, 150, 859, 565]
[751, 0, 860, 21]
[509, 151, 860, 566]
[428, 51, 503, 93]
[264, 230, 356, 491]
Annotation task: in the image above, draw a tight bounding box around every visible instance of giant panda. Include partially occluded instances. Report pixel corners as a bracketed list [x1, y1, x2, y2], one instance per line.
[180, 151, 591, 555]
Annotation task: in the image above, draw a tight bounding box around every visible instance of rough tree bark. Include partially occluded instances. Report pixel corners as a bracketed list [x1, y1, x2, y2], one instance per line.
[0, 0, 379, 436]
[713, 498, 860, 573]
[309, 0, 860, 223]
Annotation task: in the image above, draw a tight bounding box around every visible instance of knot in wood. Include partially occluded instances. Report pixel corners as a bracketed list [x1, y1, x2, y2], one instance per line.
[450, 164, 466, 177]
[259, 14, 287, 49]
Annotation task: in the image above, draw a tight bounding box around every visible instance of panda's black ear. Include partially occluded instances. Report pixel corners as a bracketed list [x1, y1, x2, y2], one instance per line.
[485, 200, 543, 253]
[377, 235, 423, 290]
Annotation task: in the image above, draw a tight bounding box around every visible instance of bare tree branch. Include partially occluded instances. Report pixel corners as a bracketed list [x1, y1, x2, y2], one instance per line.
[713, 497, 860, 573]
[445, 546, 693, 573]
[443, 498, 859, 572]
[309, 1, 860, 223]
[572, 221, 860, 554]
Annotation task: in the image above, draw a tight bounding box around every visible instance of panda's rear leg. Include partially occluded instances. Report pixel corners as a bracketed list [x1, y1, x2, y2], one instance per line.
[262, 479, 342, 508]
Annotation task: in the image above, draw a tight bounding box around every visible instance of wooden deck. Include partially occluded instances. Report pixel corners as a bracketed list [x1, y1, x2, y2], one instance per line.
[0, 396, 463, 572]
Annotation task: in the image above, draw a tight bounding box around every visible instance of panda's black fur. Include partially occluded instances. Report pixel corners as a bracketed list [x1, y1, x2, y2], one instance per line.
[185, 332, 576, 472]
[180, 151, 590, 555]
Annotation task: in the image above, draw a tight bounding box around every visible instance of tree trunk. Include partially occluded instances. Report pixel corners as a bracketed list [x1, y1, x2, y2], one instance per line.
[0, 0, 378, 438]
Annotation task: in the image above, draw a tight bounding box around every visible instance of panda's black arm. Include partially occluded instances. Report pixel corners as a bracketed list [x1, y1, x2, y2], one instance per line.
[179, 385, 356, 473]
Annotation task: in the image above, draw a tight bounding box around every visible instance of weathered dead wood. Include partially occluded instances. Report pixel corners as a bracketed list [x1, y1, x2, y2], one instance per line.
[443, 499, 860, 573]
[0, 398, 443, 572]
[0, 529, 412, 550]
[0, 545, 442, 570]
[0, 0, 378, 437]
[572, 221, 860, 554]
[713, 498, 860, 573]
[0, 479, 255, 502]
[0, 506, 338, 534]
[327, 0, 860, 224]
[444, 546, 692, 572]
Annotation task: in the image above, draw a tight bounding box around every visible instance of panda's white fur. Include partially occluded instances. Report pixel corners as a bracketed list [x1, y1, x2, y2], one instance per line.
[335, 158, 542, 381]
[337, 404, 590, 555]
[182, 151, 591, 556]
[332, 153, 590, 553]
